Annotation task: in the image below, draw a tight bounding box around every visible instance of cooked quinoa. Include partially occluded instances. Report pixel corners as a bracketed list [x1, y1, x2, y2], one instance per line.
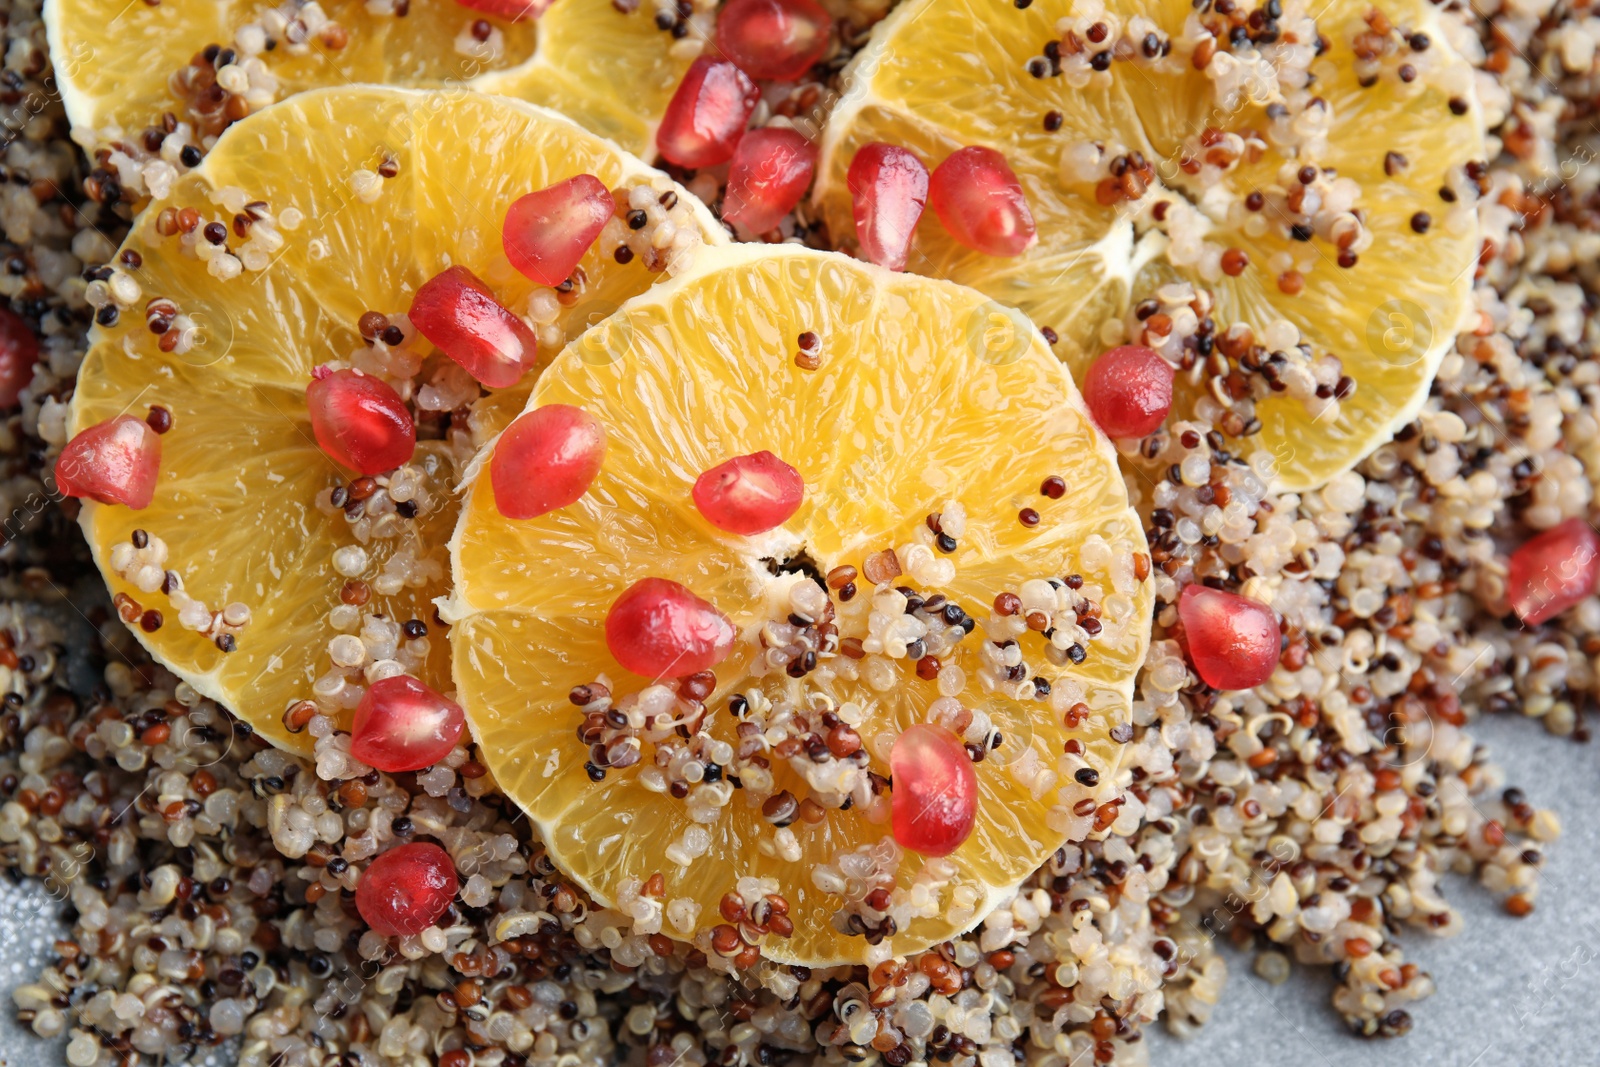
[0, 0, 1596, 1063]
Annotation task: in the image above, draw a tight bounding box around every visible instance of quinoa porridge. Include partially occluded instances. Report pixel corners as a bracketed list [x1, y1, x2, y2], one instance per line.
[0, 0, 1597, 1063]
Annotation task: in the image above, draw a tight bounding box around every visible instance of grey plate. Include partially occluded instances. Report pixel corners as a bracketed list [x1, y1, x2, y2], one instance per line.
[0, 713, 1592, 1066]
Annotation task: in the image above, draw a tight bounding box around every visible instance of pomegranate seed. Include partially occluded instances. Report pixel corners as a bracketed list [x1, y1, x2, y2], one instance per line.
[890, 723, 977, 857]
[656, 58, 760, 169]
[692, 450, 804, 534]
[356, 842, 459, 938]
[1082, 344, 1173, 439]
[927, 146, 1036, 257]
[715, 0, 832, 81]
[490, 404, 607, 519]
[605, 577, 736, 678]
[1178, 585, 1280, 691]
[455, 0, 551, 19]
[0, 307, 39, 408]
[503, 175, 615, 287]
[349, 675, 465, 773]
[721, 128, 817, 235]
[409, 265, 537, 389]
[54, 415, 161, 510]
[1508, 517, 1600, 625]
[306, 367, 415, 475]
[848, 144, 931, 273]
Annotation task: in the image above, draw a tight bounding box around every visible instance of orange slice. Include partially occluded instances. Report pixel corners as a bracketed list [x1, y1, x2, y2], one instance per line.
[814, 0, 1484, 490]
[46, 0, 691, 161]
[446, 244, 1153, 964]
[67, 85, 722, 753]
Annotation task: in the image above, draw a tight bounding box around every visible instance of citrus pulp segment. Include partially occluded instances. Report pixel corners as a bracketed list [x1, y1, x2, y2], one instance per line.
[446, 244, 1154, 965]
[67, 84, 723, 753]
[814, 0, 1484, 491]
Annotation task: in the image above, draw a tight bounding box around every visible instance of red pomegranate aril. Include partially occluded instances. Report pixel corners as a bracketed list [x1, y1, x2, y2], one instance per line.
[1178, 585, 1280, 691]
[409, 265, 537, 389]
[54, 415, 161, 510]
[503, 175, 615, 287]
[490, 404, 607, 519]
[349, 675, 465, 773]
[1508, 517, 1600, 625]
[605, 577, 736, 679]
[721, 128, 817, 235]
[692, 450, 803, 534]
[306, 367, 415, 475]
[356, 842, 459, 938]
[890, 724, 977, 857]
[454, 0, 551, 20]
[656, 57, 760, 169]
[1082, 344, 1174, 439]
[715, 0, 832, 81]
[927, 146, 1036, 257]
[847, 143, 928, 272]
[0, 306, 39, 408]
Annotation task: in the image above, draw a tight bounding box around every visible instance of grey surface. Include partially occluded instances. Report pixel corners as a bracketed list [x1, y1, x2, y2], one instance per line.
[1150, 711, 1600, 1066]
[0, 869, 69, 1067]
[0, 712, 1592, 1067]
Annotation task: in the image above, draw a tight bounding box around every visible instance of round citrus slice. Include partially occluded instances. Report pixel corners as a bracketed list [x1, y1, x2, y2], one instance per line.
[45, 0, 690, 164]
[66, 84, 723, 753]
[814, 0, 1484, 491]
[445, 244, 1154, 965]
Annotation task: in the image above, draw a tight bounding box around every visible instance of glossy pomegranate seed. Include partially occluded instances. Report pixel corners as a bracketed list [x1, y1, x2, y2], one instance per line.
[656, 57, 760, 169]
[1508, 517, 1600, 625]
[927, 146, 1036, 257]
[605, 577, 736, 678]
[721, 128, 817, 235]
[0, 306, 39, 408]
[692, 450, 803, 534]
[490, 404, 607, 519]
[1178, 585, 1280, 691]
[1082, 345, 1173, 439]
[349, 675, 465, 773]
[454, 0, 551, 20]
[306, 367, 415, 475]
[54, 415, 161, 510]
[890, 724, 977, 857]
[409, 265, 537, 390]
[503, 175, 615, 287]
[846, 143, 928, 272]
[715, 0, 832, 81]
[356, 842, 459, 938]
